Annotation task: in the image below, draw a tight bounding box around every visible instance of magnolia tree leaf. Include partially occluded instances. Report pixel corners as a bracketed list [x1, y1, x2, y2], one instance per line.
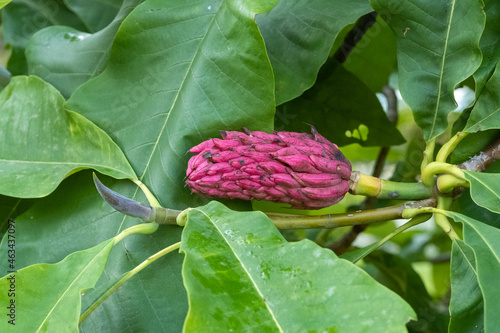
[63, 0, 124, 32]
[1, 0, 86, 74]
[473, 0, 500, 94]
[0, 237, 114, 332]
[0, 0, 12, 10]
[462, 171, 500, 214]
[447, 212, 500, 332]
[274, 65, 405, 146]
[342, 15, 397, 93]
[66, 0, 278, 210]
[0, 196, 33, 235]
[179, 201, 415, 332]
[370, 0, 485, 141]
[26, 0, 141, 98]
[256, 0, 373, 105]
[0, 76, 136, 198]
[449, 240, 484, 333]
[456, 187, 500, 228]
[465, 63, 500, 132]
[0, 171, 187, 332]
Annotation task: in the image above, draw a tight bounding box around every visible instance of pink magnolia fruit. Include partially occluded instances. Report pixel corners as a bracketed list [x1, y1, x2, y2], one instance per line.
[186, 128, 351, 209]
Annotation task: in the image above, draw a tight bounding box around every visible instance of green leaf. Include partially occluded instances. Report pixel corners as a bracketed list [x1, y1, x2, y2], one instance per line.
[2, 0, 86, 74]
[63, 0, 124, 32]
[0, 237, 114, 332]
[0, 171, 188, 332]
[26, 0, 141, 98]
[362, 251, 449, 332]
[0, 76, 136, 198]
[473, 0, 500, 94]
[370, 0, 485, 141]
[256, 0, 373, 105]
[343, 15, 397, 93]
[463, 171, 500, 214]
[447, 212, 500, 333]
[456, 187, 500, 228]
[180, 201, 415, 332]
[449, 240, 484, 333]
[274, 65, 405, 146]
[465, 63, 500, 132]
[0, 196, 33, 235]
[66, 0, 277, 209]
[0, 0, 12, 10]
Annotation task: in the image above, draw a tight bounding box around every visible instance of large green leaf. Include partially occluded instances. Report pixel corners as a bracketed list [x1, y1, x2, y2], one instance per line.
[370, 0, 485, 141]
[343, 15, 397, 93]
[66, 0, 278, 210]
[0, 171, 187, 332]
[447, 212, 500, 332]
[0, 0, 12, 10]
[1, 0, 86, 74]
[0, 237, 114, 332]
[64, 0, 124, 32]
[180, 201, 415, 332]
[473, 0, 500, 94]
[0, 196, 33, 235]
[449, 240, 483, 333]
[26, 0, 141, 98]
[256, 0, 373, 105]
[274, 64, 405, 146]
[465, 63, 500, 132]
[362, 251, 449, 332]
[0, 76, 136, 198]
[463, 171, 500, 214]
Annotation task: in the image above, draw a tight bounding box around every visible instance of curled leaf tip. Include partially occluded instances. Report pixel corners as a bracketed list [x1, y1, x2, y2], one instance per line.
[92, 173, 154, 221]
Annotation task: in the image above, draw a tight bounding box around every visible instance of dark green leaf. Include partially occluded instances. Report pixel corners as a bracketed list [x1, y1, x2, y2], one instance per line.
[370, 0, 485, 141]
[0, 171, 187, 332]
[362, 251, 449, 333]
[274, 65, 405, 146]
[2, 0, 86, 74]
[343, 15, 397, 93]
[455, 186, 500, 228]
[449, 240, 484, 333]
[0, 0, 12, 10]
[256, 0, 373, 105]
[0, 76, 136, 198]
[463, 171, 500, 214]
[66, 0, 278, 210]
[180, 201, 415, 332]
[64, 0, 124, 32]
[26, 0, 141, 98]
[450, 130, 499, 164]
[447, 212, 500, 333]
[473, 0, 500, 94]
[465, 63, 500, 132]
[0, 237, 114, 332]
[0, 196, 33, 235]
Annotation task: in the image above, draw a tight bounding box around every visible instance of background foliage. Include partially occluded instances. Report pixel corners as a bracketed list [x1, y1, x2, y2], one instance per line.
[0, 0, 499, 332]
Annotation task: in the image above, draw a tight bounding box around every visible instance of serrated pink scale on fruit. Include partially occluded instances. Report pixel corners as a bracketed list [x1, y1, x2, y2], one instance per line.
[237, 179, 261, 190]
[206, 162, 233, 176]
[243, 189, 268, 200]
[211, 151, 240, 163]
[190, 139, 215, 153]
[226, 192, 252, 200]
[222, 182, 242, 192]
[302, 182, 350, 201]
[257, 161, 290, 174]
[272, 173, 301, 188]
[213, 138, 241, 149]
[264, 187, 286, 198]
[187, 160, 211, 180]
[241, 151, 273, 162]
[250, 175, 275, 186]
[276, 155, 320, 174]
[291, 172, 342, 187]
[196, 175, 223, 187]
[221, 171, 250, 181]
[272, 147, 301, 157]
[253, 143, 282, 153]
[228, 157, 255, 169]
[221, 131, 248, 141]
[309, 155, 351, 178]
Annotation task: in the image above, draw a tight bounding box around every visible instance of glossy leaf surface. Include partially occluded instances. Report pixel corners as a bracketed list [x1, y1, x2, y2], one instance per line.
[180, 201, 415, 332]
[463, 171, 500, 214]
[370, 0, 485, 140]
[0, 76, 136, 198]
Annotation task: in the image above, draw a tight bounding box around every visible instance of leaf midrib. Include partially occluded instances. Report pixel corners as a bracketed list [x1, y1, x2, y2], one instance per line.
[197, 208, 284, 332]
[429, 0, 456, 139]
